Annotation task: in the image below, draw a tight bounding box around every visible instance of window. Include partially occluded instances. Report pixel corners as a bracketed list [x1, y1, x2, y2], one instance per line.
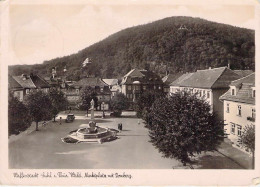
[76, 89, 79, 93]
[237, 105, 242, 116]
[226, 103, 230, 113]
[135, 85, 140, 90]
[26, 89, 30, 95]
[231, 123, 235, 134]
[252, 108, 256, 119]
[199, 90, 202, 97]
[231, 88, 235, 96]
[237, 125, 242, 136]
[203, 90, 206, 96]
[143, 85, 146, 90]
[207, 91, 210, 99]
[252, 90, 256, 98]
[127, 85, 132, 91]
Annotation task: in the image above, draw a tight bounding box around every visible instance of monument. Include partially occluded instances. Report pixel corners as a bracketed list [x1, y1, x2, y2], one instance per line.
[90, 99, 94, 120]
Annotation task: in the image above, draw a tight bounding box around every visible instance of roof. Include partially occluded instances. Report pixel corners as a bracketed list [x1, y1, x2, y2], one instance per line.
[121, 69, 163, 85]
[123, 69, 145, 78]
[102, 79, 118, 86]
[220, 73, 255, 104]
[74, 77, 108, 88]
[162, 73, 183, 85]
[170, 73, 194, 87]
[171, 67, 241, 89]
[8, 75, 23, 90]
[233, 70, 254, 78]
[30, 74, 50, 88]
[12, 75, 36, 89]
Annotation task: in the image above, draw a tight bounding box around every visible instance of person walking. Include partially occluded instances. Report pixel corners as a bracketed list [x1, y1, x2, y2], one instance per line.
[59, 117, 62, 125]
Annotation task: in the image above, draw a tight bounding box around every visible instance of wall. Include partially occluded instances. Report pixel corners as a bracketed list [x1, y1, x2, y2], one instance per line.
[224, 100, 255, 146]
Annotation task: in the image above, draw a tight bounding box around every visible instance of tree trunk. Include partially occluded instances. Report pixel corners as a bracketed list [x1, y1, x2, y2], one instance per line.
[252, 151, 255, 169]
[36, 121, 39, 131]
[53, 116, 56, 122]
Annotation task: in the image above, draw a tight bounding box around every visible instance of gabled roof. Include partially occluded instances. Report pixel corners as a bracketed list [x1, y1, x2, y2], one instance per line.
[162, 73, 183, 85]
[30, 74, 50, 88]
[170, 73, 194, 87]
[8, 75, 23, 90]
[12, 75, 36, 89]
[74, 77, 108, 88]
[123, 69, 144, 78]
[171, 67, 241, 89]
[230, 73, 255, 87]
[220, 73, 255, 104]
[233, 70, 253, 78]
[102, 79, 118, 86]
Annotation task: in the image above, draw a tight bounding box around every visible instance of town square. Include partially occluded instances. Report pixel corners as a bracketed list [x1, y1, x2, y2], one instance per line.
[5, 2, 256, 173]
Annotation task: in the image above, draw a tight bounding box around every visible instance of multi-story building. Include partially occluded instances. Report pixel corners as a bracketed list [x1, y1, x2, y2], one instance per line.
[162, 73, 182, 94]
[73, 77, 112, 110]
[102, 79, 121, 98]
[8, 74, 50, 101]
[219, 73, 255, 151]
[169, 67, 241, 120]
[121, 69, 164, 102]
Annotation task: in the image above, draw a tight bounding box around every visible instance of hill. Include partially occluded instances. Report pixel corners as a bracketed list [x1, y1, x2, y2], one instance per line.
[9, 16, 255, 80]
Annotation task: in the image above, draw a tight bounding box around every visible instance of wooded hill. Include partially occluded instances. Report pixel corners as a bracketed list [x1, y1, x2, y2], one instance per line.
[9, 16, 255, 80]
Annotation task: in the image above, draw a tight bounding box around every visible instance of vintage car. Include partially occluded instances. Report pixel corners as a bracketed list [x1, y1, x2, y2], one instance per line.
[65, 114, 75, 123]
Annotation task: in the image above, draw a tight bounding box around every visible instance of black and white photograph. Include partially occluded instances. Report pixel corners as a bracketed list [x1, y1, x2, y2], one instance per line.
[0, 0, 259, 185]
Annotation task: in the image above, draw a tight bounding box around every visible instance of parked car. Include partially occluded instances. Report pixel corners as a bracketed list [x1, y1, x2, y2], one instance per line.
[66, 114, 75, 123]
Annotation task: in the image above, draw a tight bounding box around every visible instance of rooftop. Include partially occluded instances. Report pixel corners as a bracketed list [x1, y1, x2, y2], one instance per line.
[219, 73, 255, 105]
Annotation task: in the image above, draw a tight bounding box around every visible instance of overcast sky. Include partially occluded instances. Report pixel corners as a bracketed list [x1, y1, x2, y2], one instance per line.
[8, 1, 256, 65]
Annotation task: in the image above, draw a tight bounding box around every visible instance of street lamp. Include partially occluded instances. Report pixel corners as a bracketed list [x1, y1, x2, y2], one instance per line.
[101, 102, 105, 118]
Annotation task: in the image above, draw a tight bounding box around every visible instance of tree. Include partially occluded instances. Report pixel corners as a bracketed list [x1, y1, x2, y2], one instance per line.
[49, 89, 68, 122]
[24, 90, 53, 131]
[147, 91, 224, 165]
[79, 86, 98, 115]
[134, 90, 165, 118]
[239, 124, 255, 169]
[8, 93, 32, 136]
[110, 93, 129, 117]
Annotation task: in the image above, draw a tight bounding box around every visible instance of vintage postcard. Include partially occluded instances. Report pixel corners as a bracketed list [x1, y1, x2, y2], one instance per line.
[0, 0, 259, 186]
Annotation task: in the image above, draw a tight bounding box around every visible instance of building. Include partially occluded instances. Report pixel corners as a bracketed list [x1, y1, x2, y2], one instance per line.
[169, 67, 241, 120]
[8, 74, 50, 101]
[121, 69, 164, 102]
[73, 77, 112, 110]
[219, 73, 255, 152]
[102, 79, 121, 97]
[162, 73, 182, 94]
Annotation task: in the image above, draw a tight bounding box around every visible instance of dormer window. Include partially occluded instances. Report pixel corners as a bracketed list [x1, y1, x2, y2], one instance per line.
[230, 86, 236, 96]
[252, 88, 256, 98]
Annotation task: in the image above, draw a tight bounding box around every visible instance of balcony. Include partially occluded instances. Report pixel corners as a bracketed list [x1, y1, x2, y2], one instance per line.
[247, 116, 255, 122]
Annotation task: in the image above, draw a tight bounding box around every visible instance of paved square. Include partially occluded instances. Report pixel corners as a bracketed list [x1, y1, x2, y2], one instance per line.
[9, 112, 243, 169]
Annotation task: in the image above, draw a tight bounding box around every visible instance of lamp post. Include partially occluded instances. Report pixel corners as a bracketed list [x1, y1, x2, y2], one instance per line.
[102, 102, 105, 118]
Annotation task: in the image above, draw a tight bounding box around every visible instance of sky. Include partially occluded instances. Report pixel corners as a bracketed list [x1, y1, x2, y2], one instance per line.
[6, 0, 256, 65]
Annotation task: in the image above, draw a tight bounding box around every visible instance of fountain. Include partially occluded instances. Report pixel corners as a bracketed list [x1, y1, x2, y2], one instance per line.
[62, 121, 119, 144]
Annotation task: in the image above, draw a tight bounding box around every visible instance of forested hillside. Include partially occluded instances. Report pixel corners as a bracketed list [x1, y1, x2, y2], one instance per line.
[9, 16, 255, 80]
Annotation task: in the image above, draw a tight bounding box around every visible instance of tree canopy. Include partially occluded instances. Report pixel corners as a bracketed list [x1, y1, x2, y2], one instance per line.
[147, 91, 224, 165]
[110, 93, 129, 116]
[49, 89, 69, 121]
[8, 93, 32, 136]
[24, 90, 53, 131]
[79, 86, 98, 111]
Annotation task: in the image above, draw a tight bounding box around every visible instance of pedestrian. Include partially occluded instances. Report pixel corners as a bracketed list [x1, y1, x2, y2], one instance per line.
[118, 123, 121, 131]
[42, 121, 46, 127]
[120, 123, 123, 131]
[59, 117, 62, 125]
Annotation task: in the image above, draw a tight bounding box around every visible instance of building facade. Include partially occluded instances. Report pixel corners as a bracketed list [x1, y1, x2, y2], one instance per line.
[169, 67, 241, 120]
[121, 69, 164, 102]
[219, 73, 255, 152]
